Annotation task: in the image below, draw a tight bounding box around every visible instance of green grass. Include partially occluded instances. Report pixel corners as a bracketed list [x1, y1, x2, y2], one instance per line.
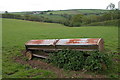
[3, 19, 118, 51]
[3, 60, 56, 78]
[2, 18, 118, 78]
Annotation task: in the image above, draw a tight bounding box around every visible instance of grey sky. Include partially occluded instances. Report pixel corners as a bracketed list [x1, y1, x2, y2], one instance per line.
[0, 0, 119, 12]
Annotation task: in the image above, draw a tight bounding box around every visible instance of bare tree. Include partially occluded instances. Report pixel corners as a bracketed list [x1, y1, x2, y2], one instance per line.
[106, 3, 115, 10]
[106, 3, 116, 20]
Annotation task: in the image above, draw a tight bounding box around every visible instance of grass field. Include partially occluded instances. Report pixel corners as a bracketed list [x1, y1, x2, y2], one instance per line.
[47, 9, 108, 14]
[2, 18, 118, 78]
[12, 9, 108, 15]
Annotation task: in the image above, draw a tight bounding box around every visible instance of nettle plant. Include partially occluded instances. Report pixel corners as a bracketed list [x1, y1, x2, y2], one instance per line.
[47, 50, 112, 72]
[84, 51, 112, 72]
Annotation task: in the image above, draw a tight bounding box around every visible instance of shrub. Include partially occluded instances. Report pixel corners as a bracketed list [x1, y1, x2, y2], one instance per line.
[84, 51, 112, 72]
[87, 19, 119, 26]
[47, 50, 112, 72]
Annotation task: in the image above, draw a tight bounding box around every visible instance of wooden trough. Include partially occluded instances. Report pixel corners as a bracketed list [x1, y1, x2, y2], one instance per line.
[25, 38, 104, 60]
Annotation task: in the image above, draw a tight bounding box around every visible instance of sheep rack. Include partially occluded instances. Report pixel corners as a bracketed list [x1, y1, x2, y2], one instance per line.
[24, 38, 104, 60]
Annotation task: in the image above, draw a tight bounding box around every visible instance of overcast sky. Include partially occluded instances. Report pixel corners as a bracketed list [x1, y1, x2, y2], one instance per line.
[0, 0, 119, 12]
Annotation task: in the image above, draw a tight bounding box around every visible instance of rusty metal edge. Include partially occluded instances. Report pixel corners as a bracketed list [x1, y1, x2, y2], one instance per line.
[25, 38, 102, 46]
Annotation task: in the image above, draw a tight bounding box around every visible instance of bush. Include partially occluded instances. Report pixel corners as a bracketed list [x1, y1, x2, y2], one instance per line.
[87, 19, 119, 26]
[47, 50, 112, 72]
[84, 51, 112, 72]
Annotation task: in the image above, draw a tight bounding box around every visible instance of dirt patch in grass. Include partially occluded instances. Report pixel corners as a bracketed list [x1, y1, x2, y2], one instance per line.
[13, 51, 107, 78]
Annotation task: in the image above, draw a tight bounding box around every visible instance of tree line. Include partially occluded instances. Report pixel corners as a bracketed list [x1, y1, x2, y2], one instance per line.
[2, 9, 120, 27]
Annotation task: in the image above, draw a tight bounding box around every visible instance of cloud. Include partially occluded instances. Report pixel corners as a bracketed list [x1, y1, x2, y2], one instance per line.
[0, 0, 119, 12]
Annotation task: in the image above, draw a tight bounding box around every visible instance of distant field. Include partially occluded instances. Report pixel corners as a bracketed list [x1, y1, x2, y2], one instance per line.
[47, 9, 108, 14]
[2, 19, 118, 78]
[12, 9, 109, 15]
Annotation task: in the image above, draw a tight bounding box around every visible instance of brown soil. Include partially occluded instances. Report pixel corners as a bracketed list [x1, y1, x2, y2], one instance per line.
[13, 50, 106, 78]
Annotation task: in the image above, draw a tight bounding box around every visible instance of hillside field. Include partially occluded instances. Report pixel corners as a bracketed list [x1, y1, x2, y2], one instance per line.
[12, 9, 108, 15]
[2, 19, 118, 78]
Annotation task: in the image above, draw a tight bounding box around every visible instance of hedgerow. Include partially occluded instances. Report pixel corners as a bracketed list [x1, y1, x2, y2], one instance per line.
[47, 50, 112, 72]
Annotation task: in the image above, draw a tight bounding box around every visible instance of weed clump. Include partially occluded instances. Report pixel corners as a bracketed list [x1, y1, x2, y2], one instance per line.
[47, 50, 112, 72]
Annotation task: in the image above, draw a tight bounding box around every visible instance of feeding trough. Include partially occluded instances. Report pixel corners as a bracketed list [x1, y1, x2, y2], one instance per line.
[24, 38, 104, 60]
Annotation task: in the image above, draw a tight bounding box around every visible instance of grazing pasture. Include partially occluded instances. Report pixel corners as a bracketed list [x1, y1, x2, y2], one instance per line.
[2, 19, 118, 78]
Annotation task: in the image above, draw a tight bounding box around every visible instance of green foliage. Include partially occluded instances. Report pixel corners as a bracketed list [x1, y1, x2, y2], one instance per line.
[71, 14, 83, 22]
[2, 9, 120, 27]
[2, 13, 68, 25]
[47, 50, 113, 72]
[48, 50, 86, 70]
[64, 14, 84, 27]
[84, 51, 112, 72]
[87, 19, 119, 26]
[2, 13, 21, 19]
